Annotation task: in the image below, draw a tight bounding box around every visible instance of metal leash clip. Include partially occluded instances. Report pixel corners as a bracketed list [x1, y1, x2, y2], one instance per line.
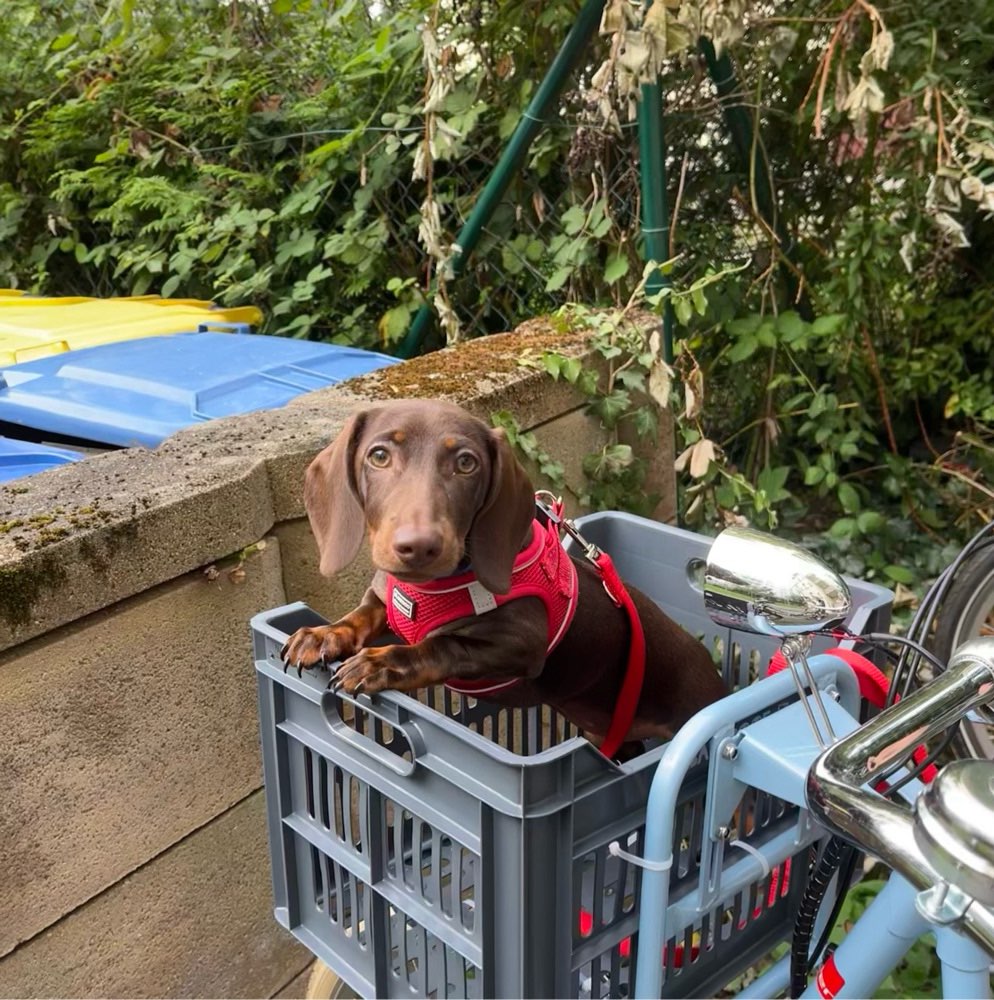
[534, 491, 602, 565]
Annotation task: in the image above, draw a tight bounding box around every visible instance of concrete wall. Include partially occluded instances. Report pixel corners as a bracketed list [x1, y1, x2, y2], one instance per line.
[0, 319, 674, 998]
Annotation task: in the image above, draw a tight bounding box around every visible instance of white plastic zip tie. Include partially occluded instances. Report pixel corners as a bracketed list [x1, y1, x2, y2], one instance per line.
[608, 840, 673, 872]
[729, 838, 771, 879]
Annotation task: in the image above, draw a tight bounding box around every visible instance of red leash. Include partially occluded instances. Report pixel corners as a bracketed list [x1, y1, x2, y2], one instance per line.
[539, 495, 646, 761]
[594, 549, 647, 759]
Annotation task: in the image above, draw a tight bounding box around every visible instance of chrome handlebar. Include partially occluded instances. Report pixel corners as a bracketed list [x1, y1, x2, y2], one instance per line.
[806, 636, 994, 952]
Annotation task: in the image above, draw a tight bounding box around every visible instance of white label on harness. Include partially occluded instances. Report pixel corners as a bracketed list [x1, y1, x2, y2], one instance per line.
[467, 581, 498, 615]
[392, 587, 415, 620]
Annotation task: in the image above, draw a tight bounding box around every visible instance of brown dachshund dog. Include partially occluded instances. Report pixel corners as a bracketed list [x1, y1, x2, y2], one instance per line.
[282, 400, 726, 748]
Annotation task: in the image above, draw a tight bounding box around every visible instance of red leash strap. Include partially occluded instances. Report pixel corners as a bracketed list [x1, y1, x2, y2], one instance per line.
[535, 494, 646, 761]
[594, 550, 646, 760]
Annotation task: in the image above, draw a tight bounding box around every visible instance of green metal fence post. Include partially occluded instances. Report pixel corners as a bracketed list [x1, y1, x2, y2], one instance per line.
[637, 70, 674, 365]
[397, 0, 607, 358]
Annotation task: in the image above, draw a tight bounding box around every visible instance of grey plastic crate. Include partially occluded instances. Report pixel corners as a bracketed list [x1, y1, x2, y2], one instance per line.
[252, 512, 892, 999]
[570, 512, 893, 688]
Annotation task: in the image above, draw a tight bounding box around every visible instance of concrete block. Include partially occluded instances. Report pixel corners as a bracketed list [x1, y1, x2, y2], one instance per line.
[0, 541, 285, 958]
[0, 793, 309, 999]
[272, 519, 374, 619]
[0, 449, 275, 653]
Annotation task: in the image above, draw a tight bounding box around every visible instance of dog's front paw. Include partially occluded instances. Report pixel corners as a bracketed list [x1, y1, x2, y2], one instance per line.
[329, 646, 410, 696]
[280, 624, 356, 677]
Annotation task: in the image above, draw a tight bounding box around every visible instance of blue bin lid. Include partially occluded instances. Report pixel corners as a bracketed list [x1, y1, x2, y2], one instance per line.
[0, 435, 82, 483]
[0, 332, 399, 447]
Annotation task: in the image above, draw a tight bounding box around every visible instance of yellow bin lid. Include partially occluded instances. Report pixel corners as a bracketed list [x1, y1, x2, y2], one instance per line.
[0, 292, 243, 309]
[0, 300, 263, 366]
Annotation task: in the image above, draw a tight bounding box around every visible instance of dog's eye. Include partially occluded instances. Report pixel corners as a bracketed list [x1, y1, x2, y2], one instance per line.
[367, 447, 391, 468]
[455, 452, 479, 474]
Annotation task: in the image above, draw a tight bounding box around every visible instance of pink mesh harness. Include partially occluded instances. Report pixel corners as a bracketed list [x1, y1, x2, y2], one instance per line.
[384, 517, 579, 695]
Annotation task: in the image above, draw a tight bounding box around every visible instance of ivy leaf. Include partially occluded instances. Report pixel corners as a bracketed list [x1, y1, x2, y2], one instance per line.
[829, 517, 856, 539]
[811, 314, 846, 336]
[672, 295, 693, 325]
[575, 369, 598, 396]
[857, 511, 885, 533]
[726, 315, 763, 336]
[560, 356, 583, 384]
[589, 443, 634, 477]
[884, 564, 915, 584]
[615, 367, 645, 391]
[604, 253, 629, 285]
[838, 482, 861, 513]
[542, 353, 563, 380]
[631, 405, 658, 440]
[715, 482, 738, 508]
[755, 321, 777, 348]
[757, 465, 791, 503]
[727, 334, 758, 362]
[561, 205, 586, 236]
[590, 389, 630, 428]
[378, 304, 412, 342]
[545, 266, 572, 293]
[776, 311, 805, 342]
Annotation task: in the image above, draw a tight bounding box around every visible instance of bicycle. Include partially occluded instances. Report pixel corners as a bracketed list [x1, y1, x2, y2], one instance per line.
[929, 529, 994, 759]
[631, 526, 994, 999]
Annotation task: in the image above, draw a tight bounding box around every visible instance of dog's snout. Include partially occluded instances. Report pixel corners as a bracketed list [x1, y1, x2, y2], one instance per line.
[392, 526, 444, 566]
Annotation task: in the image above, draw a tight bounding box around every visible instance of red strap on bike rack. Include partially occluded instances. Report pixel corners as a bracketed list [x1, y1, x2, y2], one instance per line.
[766, 647, 937, 783]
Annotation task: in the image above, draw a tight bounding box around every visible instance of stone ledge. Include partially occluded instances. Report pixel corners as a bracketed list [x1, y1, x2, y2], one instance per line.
[0, 324, 593, 652]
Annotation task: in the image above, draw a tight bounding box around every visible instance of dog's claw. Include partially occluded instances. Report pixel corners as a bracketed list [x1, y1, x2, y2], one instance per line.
[296, 661, 304, 678]
[353, 680, 365, 695]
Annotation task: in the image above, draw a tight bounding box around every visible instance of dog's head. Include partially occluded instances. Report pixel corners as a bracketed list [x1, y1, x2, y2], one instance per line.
[304, 400, 535, 594]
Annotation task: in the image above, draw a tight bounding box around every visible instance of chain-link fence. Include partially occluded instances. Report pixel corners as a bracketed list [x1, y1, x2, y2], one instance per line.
[3, 0, 751, 353]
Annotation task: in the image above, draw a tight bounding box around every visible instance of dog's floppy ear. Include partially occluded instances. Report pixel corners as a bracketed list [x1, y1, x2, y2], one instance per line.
[304, 410, 370, 577]
[468, 426, 536, 594]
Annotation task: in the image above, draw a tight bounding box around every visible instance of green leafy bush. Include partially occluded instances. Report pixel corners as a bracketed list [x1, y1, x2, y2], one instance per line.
[3, 0, 993, 586]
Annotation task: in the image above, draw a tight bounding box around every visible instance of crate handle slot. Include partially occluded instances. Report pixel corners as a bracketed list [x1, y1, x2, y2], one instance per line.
[319, 689, 425, 776]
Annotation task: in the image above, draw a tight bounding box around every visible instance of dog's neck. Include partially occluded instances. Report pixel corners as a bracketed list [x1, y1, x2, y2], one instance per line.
[462, 512, 540, 576]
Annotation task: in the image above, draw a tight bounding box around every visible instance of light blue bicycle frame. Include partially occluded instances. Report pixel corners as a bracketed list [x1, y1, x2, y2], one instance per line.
[632, 653, 993, 999]
[796, 872, 991, 999]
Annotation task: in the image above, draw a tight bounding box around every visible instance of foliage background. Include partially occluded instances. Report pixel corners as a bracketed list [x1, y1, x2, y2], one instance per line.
[2, 0, 994, 591]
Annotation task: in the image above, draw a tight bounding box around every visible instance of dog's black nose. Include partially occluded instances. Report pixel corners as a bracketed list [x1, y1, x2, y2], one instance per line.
[392, 527, 443, 566]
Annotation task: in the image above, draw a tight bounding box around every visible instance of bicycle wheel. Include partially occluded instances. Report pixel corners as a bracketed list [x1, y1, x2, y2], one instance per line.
[305, 960, 359, 999]
[931, 541, 994, 758]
